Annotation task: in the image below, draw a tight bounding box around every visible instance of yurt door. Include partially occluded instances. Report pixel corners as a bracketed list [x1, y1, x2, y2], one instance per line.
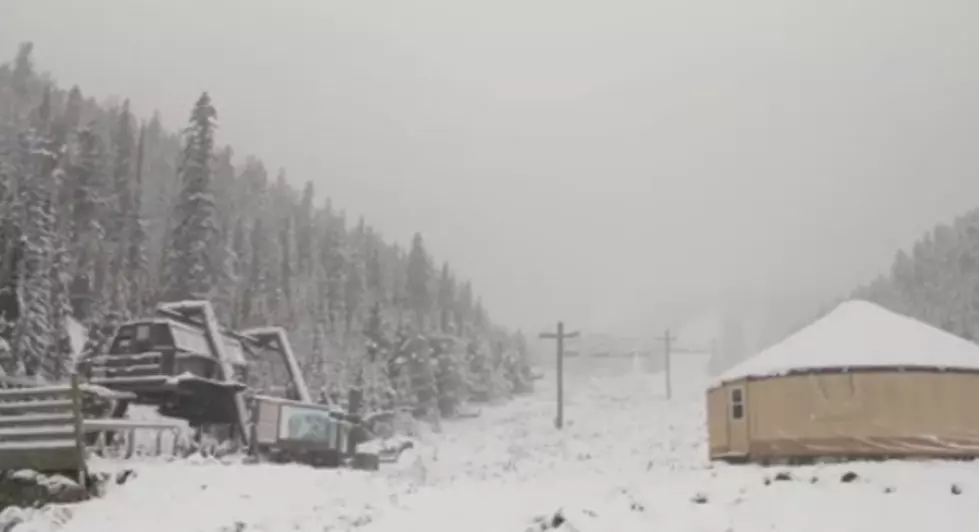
[727, 385, 749, 455]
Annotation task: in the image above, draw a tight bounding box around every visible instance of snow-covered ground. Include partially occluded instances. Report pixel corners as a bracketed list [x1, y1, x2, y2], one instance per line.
[13, 352, 979, 532]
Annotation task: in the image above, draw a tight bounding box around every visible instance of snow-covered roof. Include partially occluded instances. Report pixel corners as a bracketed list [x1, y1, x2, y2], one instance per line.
[710, 300, 979, 387]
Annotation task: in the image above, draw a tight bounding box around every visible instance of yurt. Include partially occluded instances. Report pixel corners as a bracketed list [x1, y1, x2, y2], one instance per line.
[707, 300, 979, 463]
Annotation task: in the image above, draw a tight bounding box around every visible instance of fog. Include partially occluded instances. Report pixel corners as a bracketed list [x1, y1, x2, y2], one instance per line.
[3, 0, 979, 340]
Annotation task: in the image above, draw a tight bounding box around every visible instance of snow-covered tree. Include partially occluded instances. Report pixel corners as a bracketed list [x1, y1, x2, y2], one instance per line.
[12, 89, 59, 376]
[69, 124, 109, 321]
[406, 232, 432, 329]
[0, 43, 511, 400]
[125, 123, 149, 317]
[164, 92, 220, 301]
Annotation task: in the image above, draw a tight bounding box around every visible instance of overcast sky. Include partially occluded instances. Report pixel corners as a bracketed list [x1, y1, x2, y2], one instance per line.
[3, 0, 979, 338]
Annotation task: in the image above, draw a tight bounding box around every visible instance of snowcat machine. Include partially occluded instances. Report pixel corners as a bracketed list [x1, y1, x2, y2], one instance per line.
[76, 300, 406, 467]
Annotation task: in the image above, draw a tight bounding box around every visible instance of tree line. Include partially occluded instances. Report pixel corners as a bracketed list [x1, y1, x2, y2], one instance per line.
[0, 43, 523, 393]
[759, 209, 979, 349]
[851, 208, 979, 339]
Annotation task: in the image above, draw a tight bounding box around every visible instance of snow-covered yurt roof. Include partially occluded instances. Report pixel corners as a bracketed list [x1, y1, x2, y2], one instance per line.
[710, 300, 979, 387]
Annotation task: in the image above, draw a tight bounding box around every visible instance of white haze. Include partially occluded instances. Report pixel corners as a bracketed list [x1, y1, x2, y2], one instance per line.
[2, 0, 979, 341]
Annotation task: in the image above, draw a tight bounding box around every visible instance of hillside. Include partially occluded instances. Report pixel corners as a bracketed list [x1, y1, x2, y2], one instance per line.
[850, 208, 979, 337]
[0, 42, 516, 391]
[732, 205, 979, 375]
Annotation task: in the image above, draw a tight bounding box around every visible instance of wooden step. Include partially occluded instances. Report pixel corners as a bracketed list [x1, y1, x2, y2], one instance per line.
[0, 424, 74, 441]
[82, 418, 183, 432]
[0, 386, 71, 401]
[0, 439, 83, 472]
[0, 439, 76, 451]
[0, 413, 75, 428]
[0, 400, 73, 415]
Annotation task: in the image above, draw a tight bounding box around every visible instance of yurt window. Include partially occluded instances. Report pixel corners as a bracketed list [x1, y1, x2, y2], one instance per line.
[730, 387, 744, 420]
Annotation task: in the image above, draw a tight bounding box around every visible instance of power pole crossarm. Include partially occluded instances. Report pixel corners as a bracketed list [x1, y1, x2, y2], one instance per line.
[539, 331, 580, 340]
[539, 321, 579, 430]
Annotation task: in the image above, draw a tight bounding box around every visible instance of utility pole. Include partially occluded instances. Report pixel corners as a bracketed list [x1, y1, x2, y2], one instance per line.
[540, 321, 579, 429]
[657, 328, 677, 400]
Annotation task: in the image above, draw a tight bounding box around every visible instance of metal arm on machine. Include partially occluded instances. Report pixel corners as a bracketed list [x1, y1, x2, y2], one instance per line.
[155, 300, 251, 444]
[238, 326, 312, 404]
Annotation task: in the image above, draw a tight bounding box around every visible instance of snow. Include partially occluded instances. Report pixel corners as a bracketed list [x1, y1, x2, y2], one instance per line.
[77, 385, 135, 401]
[12, 351, 979, 532]
[113, 405, 191, 455]
[65, 317, 87, 367]
[712, 299, 979, 387]
[676, 309, 722, 350]
[355, 435, 414, 455]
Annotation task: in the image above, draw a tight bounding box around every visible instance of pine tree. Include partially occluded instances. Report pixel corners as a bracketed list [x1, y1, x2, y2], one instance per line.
[12, 88, 59, 376]
[229, 218, 247, 327]
[0, 153, 17, 326]
[54, 86, 83, 145]
[364, 301, 384, 346]
[321, 221, 346, 331]
[365, 244, 385, 305]
[165, 92, 220, 301]
[11, 43, 34, 107]
[437, 262, 455, 333]
[69, 123, 109, 321]
[106, 100, 136, 315]
[212, 147, 235, 234]
[344, 246, 365, 332]
[473, 298, 487, 332]
[110, 102, 135, 241]
[456, 280, 474, 335]
[296, 181, 315, 276]
[406, 232, 432, 330]
[125, 123, 149, 317]
[240, 217, 268, 326]
[211, 230, 239, 323]
[48, 229, 73, 378]
[278, 214, 295, 321]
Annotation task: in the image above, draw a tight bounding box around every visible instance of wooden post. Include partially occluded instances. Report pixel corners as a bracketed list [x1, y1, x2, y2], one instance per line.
[539, 322, 579, 429]
[95, 431, 107, 456]
[69, 373, 87, 492]
[171, 428, 183, 458]
[556, 323, 564, 429]
[125, 429, 136, 458]
[156, 429, 165, 456]
[657, 329, 677, 400]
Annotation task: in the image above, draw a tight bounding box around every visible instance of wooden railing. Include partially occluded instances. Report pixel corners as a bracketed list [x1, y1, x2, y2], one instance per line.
[0, 374, 185, 485]
[0, 374, 89, 488]
[84, 418, 184, 459]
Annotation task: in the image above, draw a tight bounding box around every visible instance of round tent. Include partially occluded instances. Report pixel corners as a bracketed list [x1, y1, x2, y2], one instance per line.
[707, 300, 979, 463]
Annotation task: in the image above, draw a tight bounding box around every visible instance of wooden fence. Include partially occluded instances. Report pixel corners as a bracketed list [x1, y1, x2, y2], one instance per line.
[0, 374, 183, 491]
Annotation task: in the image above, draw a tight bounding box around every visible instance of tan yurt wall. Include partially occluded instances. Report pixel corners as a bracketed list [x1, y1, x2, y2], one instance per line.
[725, 379, 749, 454]
[746, 371, 979, 457]
[707, 379, 751, 458]
[706, 385, 729, 455]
